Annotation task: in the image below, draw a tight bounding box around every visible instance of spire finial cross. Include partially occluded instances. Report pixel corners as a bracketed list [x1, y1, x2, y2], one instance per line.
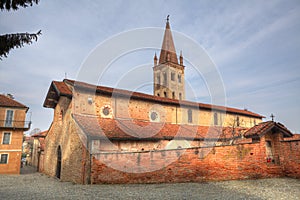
[270, 113, 275, 121]
[166, 15, 170, 22]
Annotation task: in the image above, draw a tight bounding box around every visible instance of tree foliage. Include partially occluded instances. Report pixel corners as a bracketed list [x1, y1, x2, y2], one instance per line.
[0, 0, 41, 60]
[0, 0, 39, 11]
[0, 31, 41, 59]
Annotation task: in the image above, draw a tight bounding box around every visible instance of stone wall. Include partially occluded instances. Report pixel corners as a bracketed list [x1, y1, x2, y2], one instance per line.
[43, 97, 89, 183]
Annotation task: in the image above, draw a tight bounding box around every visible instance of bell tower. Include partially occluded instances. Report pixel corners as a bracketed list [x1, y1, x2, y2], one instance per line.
[153, 16, 185, 100]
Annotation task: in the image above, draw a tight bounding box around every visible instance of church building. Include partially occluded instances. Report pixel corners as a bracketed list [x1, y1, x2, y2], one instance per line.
[42, 19, 300, 184]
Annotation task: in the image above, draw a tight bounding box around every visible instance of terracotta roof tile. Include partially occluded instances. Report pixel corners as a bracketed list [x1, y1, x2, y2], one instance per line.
[52, 81, 72, 96]
[43, 81, 72, 108]
[32, 130, 48, 137]
[244, 121, 293, 138]
[0, 94, 27, 108]
[73, 114, 247, 141]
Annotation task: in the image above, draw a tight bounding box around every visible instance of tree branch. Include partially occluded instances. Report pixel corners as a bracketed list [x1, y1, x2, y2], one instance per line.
[0, 30, 41, 59]
[0, 0, 39, 11]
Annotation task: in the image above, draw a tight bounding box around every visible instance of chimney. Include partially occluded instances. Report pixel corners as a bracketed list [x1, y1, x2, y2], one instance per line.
[6, 93, 14, 99]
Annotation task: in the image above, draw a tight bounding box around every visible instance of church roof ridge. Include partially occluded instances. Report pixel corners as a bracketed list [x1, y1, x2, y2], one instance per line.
[43, 79, 264, 119]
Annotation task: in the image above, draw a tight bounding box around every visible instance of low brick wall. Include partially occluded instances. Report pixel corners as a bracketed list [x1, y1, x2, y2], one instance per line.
[91, 142, 287, 184]
[281, 140, 300, 178]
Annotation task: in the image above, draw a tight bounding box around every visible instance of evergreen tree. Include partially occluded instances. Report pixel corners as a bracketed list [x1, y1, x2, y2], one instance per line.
[0, 0, 41, 60]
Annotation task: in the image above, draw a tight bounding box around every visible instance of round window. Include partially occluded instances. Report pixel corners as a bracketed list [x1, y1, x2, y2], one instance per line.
[150, 111, 158, 121]
[102, 107, 110, 116]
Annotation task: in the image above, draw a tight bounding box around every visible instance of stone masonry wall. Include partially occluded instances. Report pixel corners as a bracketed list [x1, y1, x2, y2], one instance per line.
[43, 97, 88, 183]
[73, 91, 262, 128]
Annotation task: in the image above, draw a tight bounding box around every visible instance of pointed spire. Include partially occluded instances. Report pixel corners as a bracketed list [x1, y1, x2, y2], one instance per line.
[159, 15, 178, 64]
[179, 50, 183, 66]
[154, 52, 158, 66]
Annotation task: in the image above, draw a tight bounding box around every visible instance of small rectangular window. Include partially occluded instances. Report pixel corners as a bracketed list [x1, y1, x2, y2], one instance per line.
[178, 74, 181, 83]
[188, 109, 193, 123]
[0, 154, 8, 164]
[5, 110, 14, 127]
[2, 132, 11, 144]
[214, 113, 218, 125]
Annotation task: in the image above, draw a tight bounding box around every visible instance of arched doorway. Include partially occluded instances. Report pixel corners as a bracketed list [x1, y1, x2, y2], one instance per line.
[56, 146, 62, 179]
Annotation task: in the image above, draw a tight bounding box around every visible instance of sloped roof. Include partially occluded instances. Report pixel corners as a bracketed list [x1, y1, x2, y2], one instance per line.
[43, 81, 72, 108]
[0, 94, 28, 109]
[32, 130, 48, 138]
[44, 79, 264, 119]
[283, 134, 300, 142]
[159, 20, 179, 64]
[244, 121, 293, 138]
[73, 114, 247, 141]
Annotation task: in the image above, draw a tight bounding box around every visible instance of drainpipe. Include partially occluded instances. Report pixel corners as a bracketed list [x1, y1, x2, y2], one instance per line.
[87, 136, 92, 184]
[89, 146, 92, 184]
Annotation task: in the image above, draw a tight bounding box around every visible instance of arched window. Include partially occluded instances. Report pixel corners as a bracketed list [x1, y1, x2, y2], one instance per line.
[172, 92, 175, 99]
[236, 116, 240, 127]
[188, 109, 193, 123]
[164, 91, 167, 98]
[163, 72, 167, 86]
[179, 93, 182, 100]
[214, 112, 218, 125]
[171, 72, 175, 81]
[157, 74, 161, 84]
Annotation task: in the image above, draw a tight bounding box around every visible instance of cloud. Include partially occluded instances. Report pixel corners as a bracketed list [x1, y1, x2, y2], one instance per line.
[0, 0, 299, 133]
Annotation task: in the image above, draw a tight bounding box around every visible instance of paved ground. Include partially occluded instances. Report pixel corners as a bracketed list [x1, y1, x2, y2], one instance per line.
[0, 166, 299, 200]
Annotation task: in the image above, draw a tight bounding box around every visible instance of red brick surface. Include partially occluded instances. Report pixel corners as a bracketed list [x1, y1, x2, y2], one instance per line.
[90, 138, 300, 184]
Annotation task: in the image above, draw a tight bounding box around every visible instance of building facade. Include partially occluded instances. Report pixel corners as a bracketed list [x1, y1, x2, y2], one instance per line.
[42, 20, 300, 184]
[0, 94, 30, 174]
[31, 130, 47, 172]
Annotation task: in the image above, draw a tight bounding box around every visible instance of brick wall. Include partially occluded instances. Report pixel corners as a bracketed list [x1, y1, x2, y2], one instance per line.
[90, 139, 287, 184]
[280, 140, 300, 178]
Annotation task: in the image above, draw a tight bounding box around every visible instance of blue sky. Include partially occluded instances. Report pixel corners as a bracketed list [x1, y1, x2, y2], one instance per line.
[0, 0, 299, 133]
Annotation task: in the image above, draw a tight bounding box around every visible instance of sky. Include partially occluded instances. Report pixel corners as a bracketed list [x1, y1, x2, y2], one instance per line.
[0, 0, 299, 133]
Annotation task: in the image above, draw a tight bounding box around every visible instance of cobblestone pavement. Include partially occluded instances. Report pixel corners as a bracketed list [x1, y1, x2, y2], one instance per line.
[0, 166, 299, 200]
